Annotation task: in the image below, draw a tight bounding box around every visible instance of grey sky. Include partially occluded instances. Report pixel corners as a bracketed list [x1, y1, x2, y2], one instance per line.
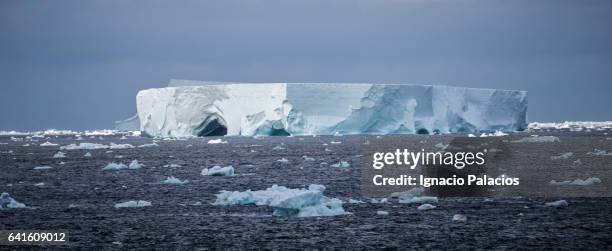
[1, 0, 611, 131]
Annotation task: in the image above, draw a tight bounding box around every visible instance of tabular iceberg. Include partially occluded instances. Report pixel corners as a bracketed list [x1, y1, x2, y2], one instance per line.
[124, 80, 527, 137]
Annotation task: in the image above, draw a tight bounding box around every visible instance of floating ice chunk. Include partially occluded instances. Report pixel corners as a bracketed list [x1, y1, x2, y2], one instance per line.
[330, 141, 342, 144]
[128, 160, 143, 169]
[207, 139, 227, 144]
[467, 134, 476, 137]
[550, 177, 601, 186]
[109, 143, 134, 149]
[512, 136, 560, 143]
[376, 210, 389, 216]
[201, 165, 235, 176]
[551, 152, 573, 160]
[529, 121, 612, 131]
[213, 184, 347, 217]
[163, 176, 189, 185]
[0, 192, 26, 209]
[53, 151, 66, 158]
[390, 187, 425, 198]
[573, 159, 582, 165]
[370, 198, 388, 204]
[399, 196, 438, 204]
[102, 162, 128, 170]
[348, 199, 365, 204]
[417, 204, 437, 211]
[163, 164, 181, 168]
[545, 200, 568, 208]
[272, 145, 285, 150]
[479, 131, 508, 137]
[60, 143, 108, 150]
[84, 152, 92, 157]
[331, 161, 350, 168]
[34, 182, 45, 186]
[587, 149, 612, 156]
[137, 143, 159, 148]
[302, 155, 315, 161]
[114, 200, 152, 208]
[434, 142, 448, 150]
[34, 166, 53, 170]
[452, 214, 467, 222]
[40, 141, 59, 147]
[277, 158, 289, 163]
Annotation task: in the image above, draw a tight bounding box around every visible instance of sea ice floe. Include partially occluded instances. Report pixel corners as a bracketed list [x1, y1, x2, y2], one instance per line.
[277, 158, 289, 163]
[512, 136, 560, 143]
[201, 165, 235, 176]
[163, 176, 189, 185]
[452, 214, 467, 222]
[137, 143, 159, 148]
[272, 145, 285, 150]
[102, 162, 128, 170]
[109, 143, 134, 149]
[40, 141, 59, 147]
[376, 210, 389, 216]
[84, 152, 92, 157]
[207, 139, 227, 144]
[213, 184, 347, 217]
[549, 177, 601, 186]
[370, 198, 388, 204]
[53, 151, 66, 158]
[302, 155, 315, 161]
[417, 204, 437, 211]
[399, 196, 439, 204]
[551, 152, 573, 160]
[128, 160, 144, 169]
[545, 200, 568, 208]
[33, 166, 53, 170]
[114, 200, 152, 208]
[348, 199, 365, 204]
[331, 161, 350, 168]
[479, 131, 508, 137]
[163, 164, 182, 168]
[0, 192, 26, 209]
[60, 143, 110, 150]
[587, 149, 612, 156]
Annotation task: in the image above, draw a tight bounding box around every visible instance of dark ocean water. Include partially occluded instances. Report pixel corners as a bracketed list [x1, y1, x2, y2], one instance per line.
[0, 130, 611, 249]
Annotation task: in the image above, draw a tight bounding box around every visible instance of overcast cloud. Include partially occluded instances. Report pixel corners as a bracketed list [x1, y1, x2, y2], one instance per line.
[1, 0, 611, 130]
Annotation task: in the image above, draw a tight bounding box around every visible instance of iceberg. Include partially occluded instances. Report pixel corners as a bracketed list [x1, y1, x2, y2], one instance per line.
[201, 165, 234, 176]
[125, 80, 527, 137]
[114, 200, 152, 208]
[0, 192, 27, 209]
[213, 184, 347, 217]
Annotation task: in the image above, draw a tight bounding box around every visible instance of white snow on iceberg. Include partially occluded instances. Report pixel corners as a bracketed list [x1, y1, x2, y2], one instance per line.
[131, 81, 528, 137]
[213, 184, 348, 217]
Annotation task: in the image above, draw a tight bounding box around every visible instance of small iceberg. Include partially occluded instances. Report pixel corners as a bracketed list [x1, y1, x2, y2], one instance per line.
[138, 143, 159, 148]
[551, 152, 573, 160]
[331, 161, 350, 168]
[163, 176, 189, 185]
[0, 192, 27, 209]
[128, 160, 144, 169]
[33, 165, 53, 170]
[302, 155, 315, 161]
[452, 214, 467, 222]
[102, 162, 128, 170]
[201, 166, 235, 176]
[213, 184, 347, 217]
[545, 200, 568, 208]
[114, 200, 152, 208]
[550, 177, 601, 186]
[417, 204, 437, 211]
[512, 136, 560, 143]
[40, 141, 59, 147]
[207, 139, 227, 144]
[53, 151, 66, 158]
[84, 152, 92, 157]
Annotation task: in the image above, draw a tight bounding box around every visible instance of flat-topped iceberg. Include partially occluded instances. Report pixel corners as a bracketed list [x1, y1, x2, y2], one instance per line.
[126, 80, 528, 137]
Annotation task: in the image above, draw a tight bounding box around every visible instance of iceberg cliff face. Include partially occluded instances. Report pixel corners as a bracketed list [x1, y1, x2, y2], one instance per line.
[135, 81, 527, 137]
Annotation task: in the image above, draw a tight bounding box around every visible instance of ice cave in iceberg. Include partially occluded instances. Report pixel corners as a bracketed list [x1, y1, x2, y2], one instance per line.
[116, 79, 528, 137]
